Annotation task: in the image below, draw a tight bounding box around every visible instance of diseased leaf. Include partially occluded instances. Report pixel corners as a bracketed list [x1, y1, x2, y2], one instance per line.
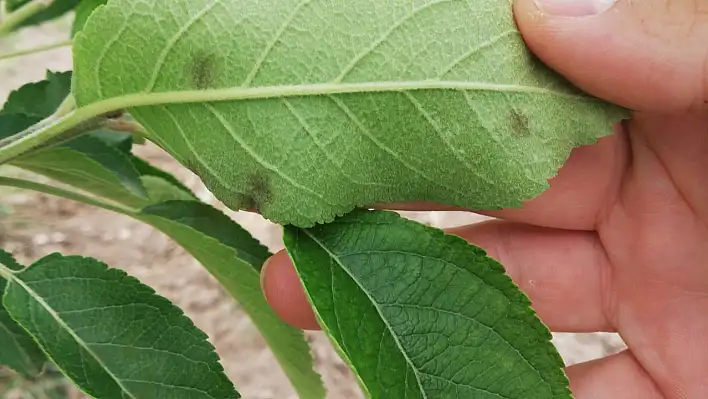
[139, 201, 326, 398]
[73, 0, 628, 227]
[5, 0, 80, 29]
[72, 0, 108, 36]
[0, 250, 47, 378]
[284, 209, 571, 399]
[0, 254, 239, 399]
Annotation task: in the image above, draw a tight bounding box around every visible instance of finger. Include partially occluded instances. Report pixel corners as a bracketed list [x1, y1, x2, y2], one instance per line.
[261, 250, 320, 330]
[262, 219, 616, 332]
[514, 0, 708, 112]
[449, 220, 614, 332]
[566, 351, 663, 399]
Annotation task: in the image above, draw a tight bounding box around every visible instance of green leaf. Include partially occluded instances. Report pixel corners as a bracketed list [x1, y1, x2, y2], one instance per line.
[139, 201, 326, 398]
[11, 135, 150, 207]
[0, 254, 239, 399]
[2, 71, 72, 118]
[284, 209, 571, 399]
[5, 0, 80, 29]
[141, 175, 195, 203]
[131, 155, 196, 199]
[72, 0, 108, 36]
[0, 250, 48, 378]
[73, 0, 628, 228]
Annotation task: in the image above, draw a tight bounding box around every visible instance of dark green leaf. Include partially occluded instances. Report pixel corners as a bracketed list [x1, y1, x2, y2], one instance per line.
[139, 201, 326, 398]
[2, 71, 72, 118]
[12, 135, 150, 207]
[5, 0, 80, 29]
[284, 209, 571, 399]
[0, 250, 47, 378]
[72, 0, 108, 36]
[0, 254, 239, 399]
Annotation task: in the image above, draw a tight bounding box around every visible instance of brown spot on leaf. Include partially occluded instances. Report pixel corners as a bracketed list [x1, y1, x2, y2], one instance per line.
[510, 109, 531, 137]
[236, 171, 272, 212]
[188, 52, 219, 89]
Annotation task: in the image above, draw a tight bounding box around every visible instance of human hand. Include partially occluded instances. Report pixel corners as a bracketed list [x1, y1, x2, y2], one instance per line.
[260, 0, 708, 397]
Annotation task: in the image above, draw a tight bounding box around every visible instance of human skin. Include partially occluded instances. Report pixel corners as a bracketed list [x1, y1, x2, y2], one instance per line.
[260, 0, 708, 397]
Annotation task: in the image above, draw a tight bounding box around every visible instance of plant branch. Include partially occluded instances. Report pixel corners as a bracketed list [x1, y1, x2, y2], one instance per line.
[0, 175, 137, 216]
[0, 39, 71, 61]
[0, 0, 53, 35]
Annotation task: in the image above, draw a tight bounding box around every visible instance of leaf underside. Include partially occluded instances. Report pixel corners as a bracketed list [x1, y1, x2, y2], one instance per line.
[284, 210, 572, 399]
[73, 0, 628, 228]
[2, 254, 239, 399]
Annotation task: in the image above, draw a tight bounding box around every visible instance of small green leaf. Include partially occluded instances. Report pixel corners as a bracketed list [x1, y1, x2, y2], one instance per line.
[284, 209, 571, 399]
[131, 155, 196, 199]
[0, 250, 47, 378]
[73, 0, 628, 227]
[72, 0, 107, 36]
[0, 254, 239, 399]
[12, 135, 150, 207]
[2, 71, 72, 118]
[5, 0, 80, 29]
[141, 175, 195, 203]
[139, 201, 326, 399]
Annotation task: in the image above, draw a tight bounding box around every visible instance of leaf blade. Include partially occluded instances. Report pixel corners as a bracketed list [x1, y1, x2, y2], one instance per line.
[284, 209, 571, 399]
[139, 200, 326, 399]
[0, 250, 47, 378]
[73, 0, 628, 227]
[0, 254, 239, 399]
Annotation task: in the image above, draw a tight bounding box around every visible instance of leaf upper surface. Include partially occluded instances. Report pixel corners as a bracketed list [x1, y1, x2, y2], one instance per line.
[284, 209, 571, 399]
[74, 0, 627, 227]
[0, 250, 47, 378]
[1, 254, 239, 399]
[139, 200, 326, 398]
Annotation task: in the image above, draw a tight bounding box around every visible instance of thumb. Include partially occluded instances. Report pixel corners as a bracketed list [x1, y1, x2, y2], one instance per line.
[514, 0, 708, 112]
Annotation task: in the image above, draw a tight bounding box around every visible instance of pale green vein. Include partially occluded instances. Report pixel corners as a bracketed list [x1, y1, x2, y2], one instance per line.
[332, 0, 456, 83]
[327, 94, 466, 198]
[303, 230, 430, 399]
[203, 103, 334, 205]
[145, 0, 222, 91]
[241, 0, 315, 87]
[437, 29, 519, 78]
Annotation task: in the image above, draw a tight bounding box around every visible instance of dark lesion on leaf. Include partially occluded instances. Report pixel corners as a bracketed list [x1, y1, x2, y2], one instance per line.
[236, 171, 272, 212]
[187, 51, 219, 90]
[509, 108, 531, 137]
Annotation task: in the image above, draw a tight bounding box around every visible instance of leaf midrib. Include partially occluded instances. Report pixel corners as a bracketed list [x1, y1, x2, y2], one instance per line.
[300, 229, 430, 399]
[0, 266, 138, 399]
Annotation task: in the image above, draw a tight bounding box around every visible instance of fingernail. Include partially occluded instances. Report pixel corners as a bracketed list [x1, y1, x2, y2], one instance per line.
[534, 0, 617, 16]
[260, 256, 272, 298]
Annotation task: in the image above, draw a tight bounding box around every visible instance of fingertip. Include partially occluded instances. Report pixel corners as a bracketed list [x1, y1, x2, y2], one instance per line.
[261, 250, 321, 331]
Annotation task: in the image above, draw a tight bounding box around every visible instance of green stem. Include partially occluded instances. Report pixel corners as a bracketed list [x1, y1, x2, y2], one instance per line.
[0, 175, 137, 216]
[0, 39, 71, 61]
[0, 0, 52, 35]
[50, 93, 76, 119]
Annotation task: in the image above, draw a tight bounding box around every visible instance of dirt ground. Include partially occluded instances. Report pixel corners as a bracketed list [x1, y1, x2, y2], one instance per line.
[0, 20, 626, 399]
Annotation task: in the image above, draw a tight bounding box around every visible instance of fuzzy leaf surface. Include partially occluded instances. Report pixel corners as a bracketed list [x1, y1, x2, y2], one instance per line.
[74, 0, 627, 227]
[0, 254, 239, 399]
[139, 201, 326, 398]
[284, 210, 571, 399]
[0, 250, 47, 378]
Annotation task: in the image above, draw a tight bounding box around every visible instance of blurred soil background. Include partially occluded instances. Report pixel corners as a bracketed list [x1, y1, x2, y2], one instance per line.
[0, 17, 625, 399]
